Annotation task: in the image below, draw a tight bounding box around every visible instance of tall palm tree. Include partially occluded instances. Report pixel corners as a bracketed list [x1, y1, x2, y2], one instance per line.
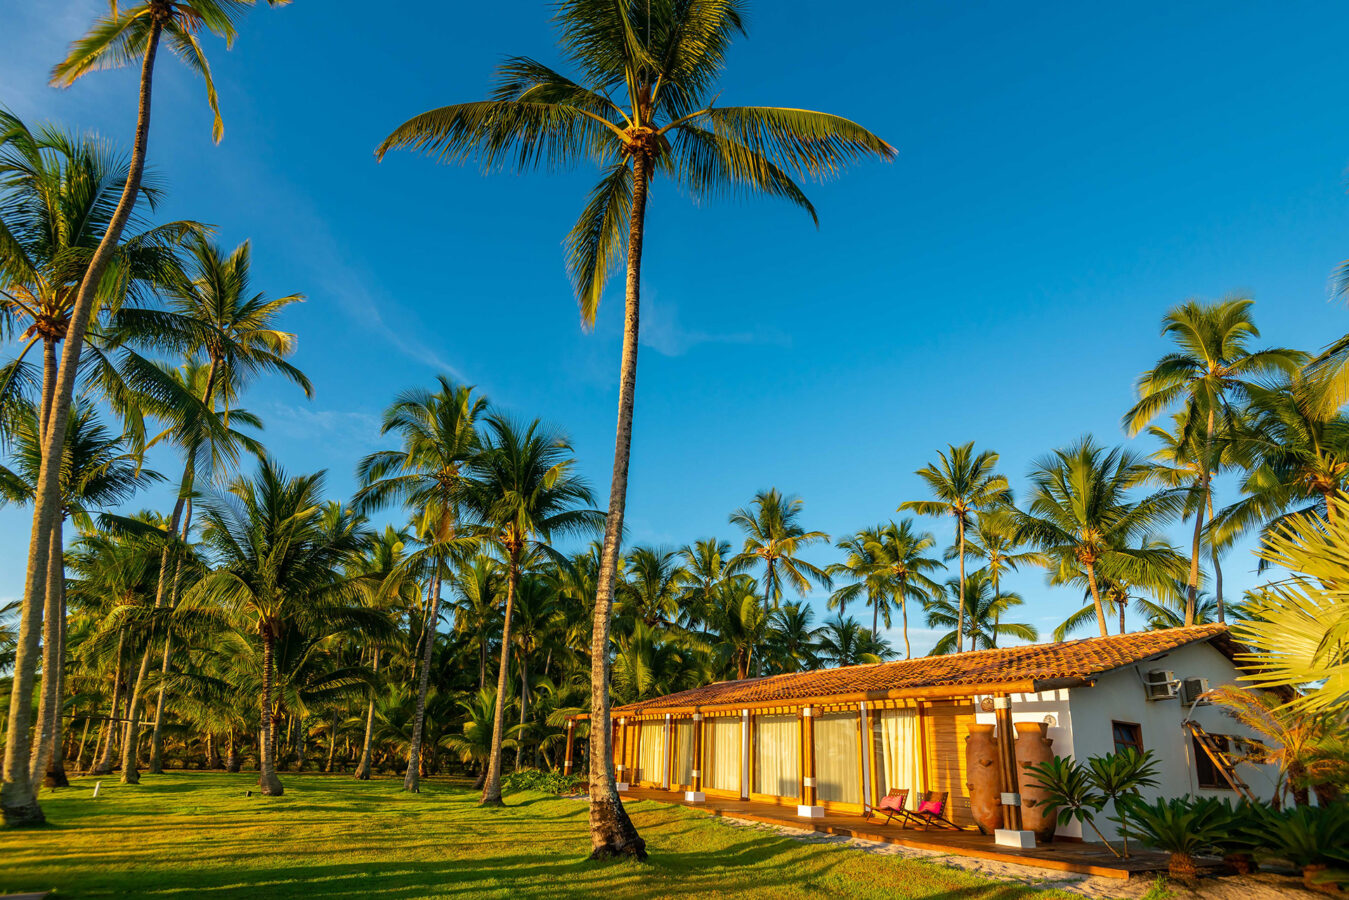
[705, 574, 771, 680]
[190, 459, 374, 796]
[621, 546, 688, 629]
[376, 1, 892, 858]
[354, 376, 486, 792]
[730, 488, 832, 615]
[925, 572, 1037, 653]
[1123, 297, 1305, 622]
[0, 403, 157, 785]
[827, 526, 887, 636]
[450, 554, 504, 692]
[459, 415, 602, 807]
[871, 519, 943, 659]
[1214, 379, 1349, 537]
[2, 0, 284, 826]
[509, 571, 563, 770]
[899, 442, 1010, 652]
[678, 537, 740, 629]
[766, 603, 820, 673]
[1050, 544, 1186, 639]
[815, 613, 891, 666]
[1013, 437, 1186, 638]
[957, 510, 1042, 644]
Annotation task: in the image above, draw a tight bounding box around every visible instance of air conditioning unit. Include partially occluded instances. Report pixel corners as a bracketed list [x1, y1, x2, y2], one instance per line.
[1143, 669, 1178, 701]
[1180, 676, 1210, 707]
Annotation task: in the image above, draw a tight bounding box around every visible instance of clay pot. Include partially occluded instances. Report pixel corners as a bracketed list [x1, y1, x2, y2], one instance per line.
[965, 724, 1003, 835]
[1014, 721, 1056, 843]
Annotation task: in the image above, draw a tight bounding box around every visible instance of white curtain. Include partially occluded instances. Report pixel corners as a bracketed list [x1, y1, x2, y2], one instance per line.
[876, 708, 924, 809]
[705, 717, 742, 793]
[636, 721, 665, 784]
[672, 720, 694, 786]
[815, 712, 862, 805]
[753, 714, 800, 798]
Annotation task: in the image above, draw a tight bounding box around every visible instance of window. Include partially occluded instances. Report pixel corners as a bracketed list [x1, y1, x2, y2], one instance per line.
[1112, 721, 1144, 754]
[1193, 734, 1234, 789]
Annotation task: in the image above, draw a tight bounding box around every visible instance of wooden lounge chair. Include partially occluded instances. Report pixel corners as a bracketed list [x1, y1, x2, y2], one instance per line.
[869, 788, 911, 826]
[911, 791, 963, 831]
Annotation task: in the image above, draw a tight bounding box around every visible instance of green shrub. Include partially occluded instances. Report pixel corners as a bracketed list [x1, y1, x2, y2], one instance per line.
[1255, 804, 1349, 869]
[1118, 796, 1226, 882]
[501, 769, 585, 795]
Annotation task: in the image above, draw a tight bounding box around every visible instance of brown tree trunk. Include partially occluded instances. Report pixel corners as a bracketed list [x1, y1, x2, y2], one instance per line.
[586, 151, 649, 861]
[900, 575, 912, 659]
[403, 569, 441, 793]
[259, 629, 283, 795]
[514, 642, 529, 772]
[120, 625, 158, 784]
[1086, 565, 1109, 638]
[481, 552, 519, 806]
[226, 727, 241, 773]
[73, 715, 92, 774]
[30, 516, 65, 786]
[3, 24, 163, 827]
[90, 629, 127, 775]
[355, 648, 379, 780]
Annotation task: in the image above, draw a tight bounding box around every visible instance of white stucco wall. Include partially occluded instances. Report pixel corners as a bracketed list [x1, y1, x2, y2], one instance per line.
[1063, 639, 1280, 840]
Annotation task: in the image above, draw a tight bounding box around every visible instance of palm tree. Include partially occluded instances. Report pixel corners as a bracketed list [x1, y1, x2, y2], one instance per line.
[621, 546, 687, 629]
[1123, 297, 1305, 622]
[459, 415, 602, 807]
[730, 488, 832, 615]
[1013, 437, 1186, 638]
[450, 554, 504, 692]
[705, 574, 771, 680]
[926, 572, 1037, 653]
[510, 571, 563, 770]
[354, 376, 486, 792]
[2, 0, 284, 826]
[376, 1, 892, 858]
[678, 537, 740, 629]
[815, 613, 891, 666]
[0, 403, 157, 785]
[766, 603, 820, 673]
[190, 460, 374, 796]
[1051, 550, 1187, 639]
[900, 442, 1010, 652]
[871, 520, 943, 659]
[827, 526, 887, 636]
[1215, 379, 1349, 538]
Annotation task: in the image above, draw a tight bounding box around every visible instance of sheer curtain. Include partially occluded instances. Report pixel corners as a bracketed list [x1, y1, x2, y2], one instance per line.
[753, 714, 800, 798]
[672, 720, 694, 786]
[877, 707, 924, 809]
[704, 717, 742, 793]
[815, 712, 861, 805]
[636, 721, 665, 784]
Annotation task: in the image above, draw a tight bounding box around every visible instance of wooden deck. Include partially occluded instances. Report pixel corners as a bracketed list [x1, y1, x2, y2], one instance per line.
[621, 787, 1170, 879]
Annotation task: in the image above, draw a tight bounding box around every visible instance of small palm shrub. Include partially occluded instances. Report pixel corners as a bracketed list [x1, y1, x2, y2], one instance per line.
[1206, 799, 1265, 874]
[1087, 748, 1159, 858]
[1256, 804, 1349, 893]
[1119, 796, 1225, 882]
[1026, 749, 1159, 857]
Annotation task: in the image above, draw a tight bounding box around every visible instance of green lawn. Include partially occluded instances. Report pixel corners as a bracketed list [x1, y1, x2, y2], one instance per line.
[0, 774, 1076, 899]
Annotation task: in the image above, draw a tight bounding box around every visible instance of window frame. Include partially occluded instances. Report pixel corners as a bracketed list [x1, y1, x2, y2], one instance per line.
[1193, 733, 1235, 790]
[1111, 720, 1145, 755]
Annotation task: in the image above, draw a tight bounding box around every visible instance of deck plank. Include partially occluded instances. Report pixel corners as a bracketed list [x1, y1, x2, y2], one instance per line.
[621, 787, 1169, 880]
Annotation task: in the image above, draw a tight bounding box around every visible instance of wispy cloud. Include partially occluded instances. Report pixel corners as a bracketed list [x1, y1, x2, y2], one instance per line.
[260, 400, 383, 454]
[639, 291, 791, 357]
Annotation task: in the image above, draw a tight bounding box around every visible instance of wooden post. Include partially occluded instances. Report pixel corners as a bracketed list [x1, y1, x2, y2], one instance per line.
[616, 717, 629, 788]
[799, 704, 821, 816]
[866, 702, 882, 808]
[664, 713, 674, 790]
[858, 701, 871, 813]
[994, 695, 1023, 831]
[740, 709, 750, 800]
[691, 711, 704, 794]
[563, 718, 575, 775]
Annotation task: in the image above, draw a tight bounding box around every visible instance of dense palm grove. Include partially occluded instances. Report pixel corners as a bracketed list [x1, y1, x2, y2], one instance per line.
[1, 3, 1348, 877]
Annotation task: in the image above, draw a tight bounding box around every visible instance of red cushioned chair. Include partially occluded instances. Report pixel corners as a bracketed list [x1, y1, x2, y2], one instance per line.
[870, 788, 911, 826]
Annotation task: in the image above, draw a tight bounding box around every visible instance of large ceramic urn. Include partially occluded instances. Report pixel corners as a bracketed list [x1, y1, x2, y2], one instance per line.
[1014, 721, 1056, 842]
[964, 724, 1003, 835]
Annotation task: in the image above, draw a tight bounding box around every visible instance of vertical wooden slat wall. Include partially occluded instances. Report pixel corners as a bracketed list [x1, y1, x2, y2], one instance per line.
[921, 699, 976, 826]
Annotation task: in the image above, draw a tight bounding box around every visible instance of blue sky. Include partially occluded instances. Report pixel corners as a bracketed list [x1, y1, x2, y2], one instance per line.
[2, 1, 1346, 653]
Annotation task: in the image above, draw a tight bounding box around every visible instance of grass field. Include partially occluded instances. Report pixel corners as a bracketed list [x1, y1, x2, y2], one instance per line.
[0, 773, 1077, 899]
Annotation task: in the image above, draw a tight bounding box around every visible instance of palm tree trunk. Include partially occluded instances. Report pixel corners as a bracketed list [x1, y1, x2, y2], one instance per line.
[73, 715, 92, 773]
[481, 553, 519, 805]
[899, 576, 912, 659]
[871, 590, 879, 640]
[90, 629, 126, 775]
[956, 518, 967, 652]
[1185, 494, 1206, 626]
[1086, 565, 1109, 638]
[403, 568, 441, 793]
[147, 632, 173, 774]
[3, 24, 162, 826]
[514, 643, 529, 772]
[226, 727, 241, 773]
[325, 710, 338, 773]
[259, 629, 283, 795]
[586, 150, 649, 861]
[120, 625, 158, 783]
[29, 517, 64, 786]
[355, 648, 379, 780]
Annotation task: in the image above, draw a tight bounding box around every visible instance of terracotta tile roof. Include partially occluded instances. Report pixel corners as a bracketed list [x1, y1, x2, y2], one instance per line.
[611, 625, 1234, 716]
